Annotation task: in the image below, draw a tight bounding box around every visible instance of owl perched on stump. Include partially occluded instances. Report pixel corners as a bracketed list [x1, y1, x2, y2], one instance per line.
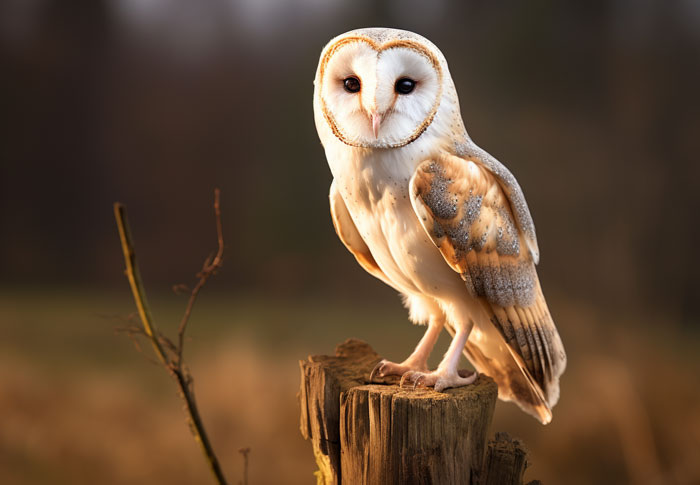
[313, 28, 566, 424]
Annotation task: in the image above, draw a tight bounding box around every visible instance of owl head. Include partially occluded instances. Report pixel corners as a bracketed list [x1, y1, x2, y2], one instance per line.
[314, 28, 463, 150]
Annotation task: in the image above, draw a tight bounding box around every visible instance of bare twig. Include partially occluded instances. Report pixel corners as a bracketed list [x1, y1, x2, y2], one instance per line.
[172, 283, 191, 295]
[238, 448, 251, 485]
[114, 324, 157, 363]
[113, 189, 228, 485]
[177, 188, 224, 364]
[114, 203, 169, 367]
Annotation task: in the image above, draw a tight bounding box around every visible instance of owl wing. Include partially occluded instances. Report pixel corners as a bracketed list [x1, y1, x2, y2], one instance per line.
[409, 153, 566, 424]
[329, 180, 393, 287]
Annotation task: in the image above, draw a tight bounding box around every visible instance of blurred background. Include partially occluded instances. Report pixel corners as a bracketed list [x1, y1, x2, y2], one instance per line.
[2, 1, 699, 484]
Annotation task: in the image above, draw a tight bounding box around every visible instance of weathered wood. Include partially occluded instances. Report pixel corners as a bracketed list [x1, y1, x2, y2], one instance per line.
[482, 432, 530, 485]
[340, 377, 497, 484]
[299, 339, 382, 484]
[299, 339, 538, 485]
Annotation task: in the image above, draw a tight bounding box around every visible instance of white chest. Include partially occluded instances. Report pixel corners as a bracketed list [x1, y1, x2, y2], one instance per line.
[330, 148, 458, 296]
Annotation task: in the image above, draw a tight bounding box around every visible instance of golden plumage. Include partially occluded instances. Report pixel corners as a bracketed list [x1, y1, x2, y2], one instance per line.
[410, 154, 565, 422]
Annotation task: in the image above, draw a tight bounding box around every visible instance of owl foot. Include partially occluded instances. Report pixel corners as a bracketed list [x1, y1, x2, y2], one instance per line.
[369, 359, 428, 383]
[400, 368, 477, 392]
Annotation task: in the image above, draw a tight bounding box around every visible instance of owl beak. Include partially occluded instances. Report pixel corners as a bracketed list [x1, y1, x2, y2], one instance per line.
[370, 110, 382, 138]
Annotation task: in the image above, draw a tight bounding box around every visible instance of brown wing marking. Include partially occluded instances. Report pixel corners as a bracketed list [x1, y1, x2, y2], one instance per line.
[329, 180, 393, 287]
[410, 153, 566, 423]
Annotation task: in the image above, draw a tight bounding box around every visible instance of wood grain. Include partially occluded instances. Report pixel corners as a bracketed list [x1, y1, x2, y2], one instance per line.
[299, 339, 538, 485]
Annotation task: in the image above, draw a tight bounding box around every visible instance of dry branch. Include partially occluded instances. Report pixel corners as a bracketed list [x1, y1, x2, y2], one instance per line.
[113, 189, 228, 485]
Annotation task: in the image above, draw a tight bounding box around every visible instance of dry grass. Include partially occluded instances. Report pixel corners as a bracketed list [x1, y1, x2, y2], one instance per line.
[0, 339, 314, 484]
[1, 290, 699, 484]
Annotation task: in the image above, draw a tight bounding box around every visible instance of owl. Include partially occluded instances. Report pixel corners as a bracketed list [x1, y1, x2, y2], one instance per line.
[313, 28, 566, 424]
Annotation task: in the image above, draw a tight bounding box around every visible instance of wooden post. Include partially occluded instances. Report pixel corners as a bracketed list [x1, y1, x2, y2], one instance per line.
[299, 339, 539, 485]
[482, 433, 532, 485]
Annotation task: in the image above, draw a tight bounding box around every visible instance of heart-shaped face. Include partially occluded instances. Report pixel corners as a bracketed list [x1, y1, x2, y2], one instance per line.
[317, 36, 444, 149]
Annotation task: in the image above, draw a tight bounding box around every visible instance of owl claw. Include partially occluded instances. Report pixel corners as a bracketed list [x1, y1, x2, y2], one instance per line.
[398, 369, 478, 393]
[369, 360, 386, 382]
[399, 370, 415, 388]
[369, 360, 428, 384]
[374, 362, 478, 392]
[412, 374, 426, 391]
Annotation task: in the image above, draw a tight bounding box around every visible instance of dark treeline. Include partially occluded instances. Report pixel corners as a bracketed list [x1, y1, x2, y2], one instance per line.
[1, 0, 698, 327]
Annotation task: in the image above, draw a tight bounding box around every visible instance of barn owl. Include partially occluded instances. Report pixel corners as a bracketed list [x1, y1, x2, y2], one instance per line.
[313, 28, 566, 424]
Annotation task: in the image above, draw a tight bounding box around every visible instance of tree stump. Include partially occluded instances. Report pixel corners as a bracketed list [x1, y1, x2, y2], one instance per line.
[482, 433, 532, 485]
[299, 339, 537, 485]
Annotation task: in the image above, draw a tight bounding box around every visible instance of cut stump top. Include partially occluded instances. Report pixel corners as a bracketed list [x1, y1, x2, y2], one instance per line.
[299, 339, 511, 485]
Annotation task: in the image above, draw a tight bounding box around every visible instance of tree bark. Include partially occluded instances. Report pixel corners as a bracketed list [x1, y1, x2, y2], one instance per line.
[482, 432, 531, 485]
[299, 339, 538, 485]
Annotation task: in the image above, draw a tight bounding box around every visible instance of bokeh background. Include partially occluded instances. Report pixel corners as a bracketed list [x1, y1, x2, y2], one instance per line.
[2, 1, 699, 484]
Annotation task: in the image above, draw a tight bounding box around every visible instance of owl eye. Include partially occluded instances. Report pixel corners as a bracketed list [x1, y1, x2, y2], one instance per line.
[343, 77, 361, 93]
[395, 78, 416, 94]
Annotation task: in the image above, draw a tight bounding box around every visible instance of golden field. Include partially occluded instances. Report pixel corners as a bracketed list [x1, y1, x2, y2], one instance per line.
[2, 289, 698, 484]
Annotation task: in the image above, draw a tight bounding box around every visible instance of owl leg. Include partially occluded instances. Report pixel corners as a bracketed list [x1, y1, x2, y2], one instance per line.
[369, 314, 443, 382]
[401, 323, 477, 392]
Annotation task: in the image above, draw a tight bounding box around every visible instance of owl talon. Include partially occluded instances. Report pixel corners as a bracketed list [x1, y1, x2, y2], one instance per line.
[369, 360, 386, 382]
[399, 370, 416, 388]
[412, 374, 426, 391]
[368, 359, 429, 385]
[396, 368, 478, 393]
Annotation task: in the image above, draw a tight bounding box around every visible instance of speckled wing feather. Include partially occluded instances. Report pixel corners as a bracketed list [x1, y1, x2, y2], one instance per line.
[409, 153, 566, 423]
[456, 141, 541, 264]
[329, 180, 394, 287]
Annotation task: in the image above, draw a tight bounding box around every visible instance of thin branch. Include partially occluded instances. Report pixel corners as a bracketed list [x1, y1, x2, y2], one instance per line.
[172, 283, 191, 295]
[238, 448, 251, 485]
[114, 324, 159, 364]
[171, 365, 227, 484]
[177, 187, 224, 363]
[114, 203, 169, 367]
[113, 189, 228, 485]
